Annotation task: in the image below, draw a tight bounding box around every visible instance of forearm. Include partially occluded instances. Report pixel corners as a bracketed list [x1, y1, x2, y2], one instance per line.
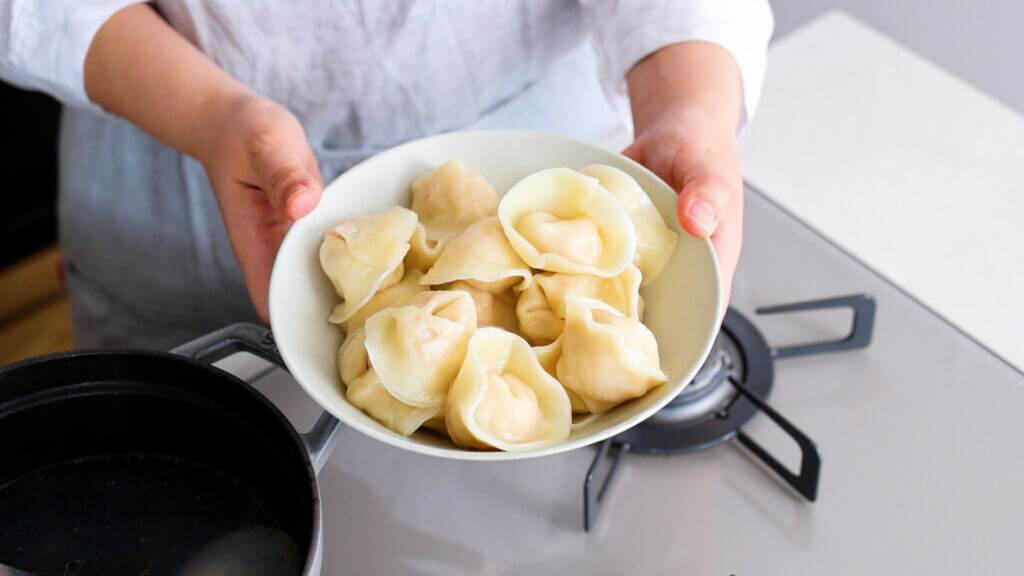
[83, 3, 250, 160]
[627, 41, 743, 139]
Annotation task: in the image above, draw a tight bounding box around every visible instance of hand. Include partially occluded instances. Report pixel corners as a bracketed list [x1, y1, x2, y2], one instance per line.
[624, 109, 743, 312]
[623, 41, 745, 316]
[84, 6, 323, 323]
[196, 94, 324, 322]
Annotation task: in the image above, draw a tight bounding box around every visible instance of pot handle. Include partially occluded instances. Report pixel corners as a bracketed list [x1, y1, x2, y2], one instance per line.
[171, 323, 343, 474]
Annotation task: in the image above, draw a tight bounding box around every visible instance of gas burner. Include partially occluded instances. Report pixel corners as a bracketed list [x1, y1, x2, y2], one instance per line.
[623, 310, 770, 451]
[584, 294, 877, 531]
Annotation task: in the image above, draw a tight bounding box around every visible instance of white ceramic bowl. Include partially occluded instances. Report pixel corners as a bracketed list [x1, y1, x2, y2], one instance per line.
[269, 130, 722, 461]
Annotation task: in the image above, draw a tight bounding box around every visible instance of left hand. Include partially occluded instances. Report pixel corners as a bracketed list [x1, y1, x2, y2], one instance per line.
[624, 109, 743, 312]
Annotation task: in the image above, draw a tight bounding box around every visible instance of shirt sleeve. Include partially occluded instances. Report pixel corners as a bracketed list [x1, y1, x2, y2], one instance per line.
[0, 0, 141, 111]
[580, 0, 774, 125]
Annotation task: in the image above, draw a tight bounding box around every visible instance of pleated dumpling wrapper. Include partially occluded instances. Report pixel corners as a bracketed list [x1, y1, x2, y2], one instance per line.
[555, 297, 668, 414]
[498, 168, 636, 277]
[340, 269, 426, 333]
[515, 265, 642, 346]
[532, 337, 589, 414]
[405, 222, 444, 273]
[447, 327, 572, 451]
[419, 217, 532, 293]
[443, 280, 519, 332]
[580, 164, 678, 285]
[320, 206, 418, 323]
[363, 290, 477, 408]
[339, 328, 441, 436]
[411, 160, 500, 243]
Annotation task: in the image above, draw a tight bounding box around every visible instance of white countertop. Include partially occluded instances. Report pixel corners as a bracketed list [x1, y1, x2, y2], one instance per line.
[739, 11, 1024, 372]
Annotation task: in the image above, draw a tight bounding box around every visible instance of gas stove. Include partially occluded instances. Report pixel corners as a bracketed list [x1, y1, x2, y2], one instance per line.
[585, 294, 875, 530]
[221, 184, 1024, 574]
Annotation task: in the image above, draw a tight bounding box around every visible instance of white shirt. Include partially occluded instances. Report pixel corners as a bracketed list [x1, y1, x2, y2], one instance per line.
[1, 0, 773, 136]
[1, 0, 773, 349]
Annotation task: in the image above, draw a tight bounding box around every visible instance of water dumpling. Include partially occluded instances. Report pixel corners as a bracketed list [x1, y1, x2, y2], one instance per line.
[443, 280, 518, 332]
[498, 168, 636, 277]
[447, 328, 571, 451]
[411, 160, 500, 243]
[532, 337, 588, 413]
[407, 161, 499, 274]
[515, 265, 642, 346]
[419, 217, 532, 292]
[364, 290, 477, 408]
[580, 164, 678, 285]
[320, 207, 419, 323]
[517, 212, 603, 266]
[337, 269, 426, 332]
[514, 287, 562, 347]
[556, 297, 668, 414]
[405, 222, 445, 273]
[339, 328, 441, 436]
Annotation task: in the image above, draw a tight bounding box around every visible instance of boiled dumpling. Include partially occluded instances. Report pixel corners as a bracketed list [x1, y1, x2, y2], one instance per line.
[447, 327, 571, 451]
[340, 328, 441, 436]
[515, 265, 643, 345]
[517, 212, 603, 266]
[556, 297, 668, 413]
[337, 269, 426, 332]
[319, 207, 418, 323]
[514, 287, 562, 347]
[532, 336, 589, 413]
[364, 290, 477, 408]
[405, 222, 445, 273]
[419, 217, 532, 292]
[411, 160, 499, 242]
[443, 280, 518, 332]
[498, 168, 636, 277]
[324, 163, 679, 451]
[580, 164, 678, 285]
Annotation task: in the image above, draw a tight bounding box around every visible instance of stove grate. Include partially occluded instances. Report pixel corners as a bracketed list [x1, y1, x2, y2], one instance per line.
[583, 294, 876, 531]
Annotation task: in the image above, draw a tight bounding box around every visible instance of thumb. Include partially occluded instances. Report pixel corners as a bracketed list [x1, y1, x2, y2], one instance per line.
[676, 173, 731, 239]
[248, 134, 323, 220]
[621, 140, 643, 164]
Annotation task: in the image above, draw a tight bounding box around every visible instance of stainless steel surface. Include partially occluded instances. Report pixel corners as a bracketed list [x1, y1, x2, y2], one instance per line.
[236, 187, 1024, 574]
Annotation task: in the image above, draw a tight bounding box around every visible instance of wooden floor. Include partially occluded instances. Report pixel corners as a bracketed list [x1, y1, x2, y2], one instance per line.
[0, 246, 75, 366]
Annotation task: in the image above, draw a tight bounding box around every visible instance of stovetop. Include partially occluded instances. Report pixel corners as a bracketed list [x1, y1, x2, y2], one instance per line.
[224, 186, 1024, 575]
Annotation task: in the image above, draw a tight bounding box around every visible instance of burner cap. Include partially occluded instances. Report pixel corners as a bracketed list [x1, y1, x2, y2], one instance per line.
[646, 334, 742, 426]
[613, 309, 774, 454]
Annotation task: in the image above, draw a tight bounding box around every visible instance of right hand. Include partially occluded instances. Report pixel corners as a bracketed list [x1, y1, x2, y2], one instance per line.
[195, 94, 324, 323]
[623, 108, 743, 316]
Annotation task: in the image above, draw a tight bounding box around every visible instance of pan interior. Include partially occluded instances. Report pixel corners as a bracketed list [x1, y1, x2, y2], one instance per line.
[0, 353, 314, 576]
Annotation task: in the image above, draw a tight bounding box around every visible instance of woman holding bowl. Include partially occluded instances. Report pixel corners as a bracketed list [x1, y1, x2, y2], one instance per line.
[0, 0, 771, 348]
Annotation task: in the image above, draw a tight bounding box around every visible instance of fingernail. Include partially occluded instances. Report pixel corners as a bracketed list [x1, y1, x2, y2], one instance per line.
[285, 185, 317, 219]
[283, 184, 308, 205]
[688, 199, 718, 235]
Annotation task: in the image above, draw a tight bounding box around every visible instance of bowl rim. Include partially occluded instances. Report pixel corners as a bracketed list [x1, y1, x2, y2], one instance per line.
[269, 129, 722, 461]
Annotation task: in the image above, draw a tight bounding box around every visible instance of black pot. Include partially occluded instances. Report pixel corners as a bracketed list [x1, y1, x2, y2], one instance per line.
[0, 324, 341, 576]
